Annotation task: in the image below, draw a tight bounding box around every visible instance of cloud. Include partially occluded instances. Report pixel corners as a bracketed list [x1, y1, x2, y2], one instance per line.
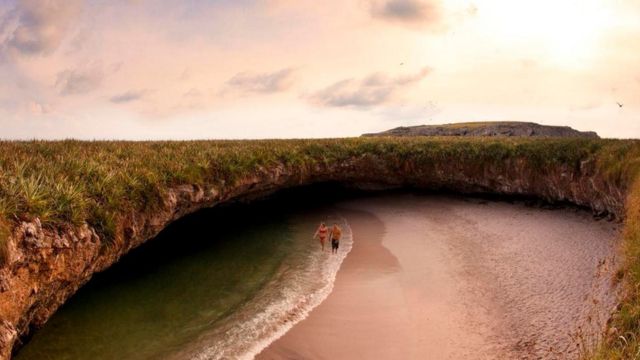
[184, 88, 202, 98]
[225, 68, 294, 94]
[371, 0, 440, 24]
[110, 90, 146, 104]
[26, 100, 51, 115]
[175, 88, 208, 111]
[311, 67, 431, 108]
[2, 0, 83, 56]
[55, 65, 103, 96]
[466, 3, 478, 16]
[377, 101, 441, 120]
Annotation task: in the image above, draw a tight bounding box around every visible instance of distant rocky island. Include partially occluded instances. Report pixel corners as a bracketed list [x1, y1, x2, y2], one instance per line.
[362, 122, 599, 138]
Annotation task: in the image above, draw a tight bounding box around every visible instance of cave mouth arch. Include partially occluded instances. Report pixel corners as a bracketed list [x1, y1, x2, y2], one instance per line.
[14, 183, 372, 359]
[13, 183, 620, 360]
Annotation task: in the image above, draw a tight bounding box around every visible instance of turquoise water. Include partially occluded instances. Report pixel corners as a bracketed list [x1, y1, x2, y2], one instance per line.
[15, 198, 352, 360]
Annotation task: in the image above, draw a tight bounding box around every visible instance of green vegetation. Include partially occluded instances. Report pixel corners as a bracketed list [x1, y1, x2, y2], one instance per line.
[0, 218, 9, 267]
[0, 137, 636, 239]
[427, 121, 532, 129]
[0, 138, 611, 232]
[594, 179, 640, 359]
[2, 137, 640, 357]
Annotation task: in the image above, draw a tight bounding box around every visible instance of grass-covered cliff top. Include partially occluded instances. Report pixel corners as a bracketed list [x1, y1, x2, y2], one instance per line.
[0, 138, 637, 227]
[1, 137, 640, 358]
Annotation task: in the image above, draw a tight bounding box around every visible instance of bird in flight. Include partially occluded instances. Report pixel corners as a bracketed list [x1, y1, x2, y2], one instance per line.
[617, 102, 624, 108]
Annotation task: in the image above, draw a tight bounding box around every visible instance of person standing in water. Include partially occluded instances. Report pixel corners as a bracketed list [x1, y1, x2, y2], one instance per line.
[313, 222, 329, 251]
[330, 223, 342, 254]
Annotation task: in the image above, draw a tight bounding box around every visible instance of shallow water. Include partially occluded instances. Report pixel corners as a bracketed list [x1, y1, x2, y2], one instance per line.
[16, 193, 620, 360]
[16, 199, 352, 360]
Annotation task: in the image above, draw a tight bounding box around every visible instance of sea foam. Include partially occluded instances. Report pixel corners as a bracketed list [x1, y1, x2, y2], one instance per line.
[179, 216, 353, 360]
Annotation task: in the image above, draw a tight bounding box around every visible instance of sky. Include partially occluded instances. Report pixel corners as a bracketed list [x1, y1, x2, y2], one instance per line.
[0, 0, 638, 140]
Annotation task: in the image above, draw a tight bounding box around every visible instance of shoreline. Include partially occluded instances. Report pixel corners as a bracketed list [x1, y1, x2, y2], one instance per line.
[258, 195, 621, 359]
[234, 216, 356, 360]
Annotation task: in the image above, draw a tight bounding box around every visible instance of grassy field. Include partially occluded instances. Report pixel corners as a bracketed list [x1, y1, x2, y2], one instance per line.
[1, 137, 640, 357]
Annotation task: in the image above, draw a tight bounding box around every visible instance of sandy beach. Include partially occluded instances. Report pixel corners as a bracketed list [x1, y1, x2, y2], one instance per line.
[258, 194, 620, 360]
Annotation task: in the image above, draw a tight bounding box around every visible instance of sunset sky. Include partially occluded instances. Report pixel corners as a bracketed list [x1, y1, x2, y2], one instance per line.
[0, 0, 638, 139]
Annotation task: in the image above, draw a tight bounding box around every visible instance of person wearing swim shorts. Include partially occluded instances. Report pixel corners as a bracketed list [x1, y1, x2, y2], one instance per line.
[313, 222, 329, 251]
[330, 223, 342, 254]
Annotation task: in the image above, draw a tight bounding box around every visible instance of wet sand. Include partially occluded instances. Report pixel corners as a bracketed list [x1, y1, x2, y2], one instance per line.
[257, 194, 620, 359]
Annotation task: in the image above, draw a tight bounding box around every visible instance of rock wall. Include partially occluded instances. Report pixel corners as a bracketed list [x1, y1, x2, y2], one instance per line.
[0, 154, 629, 359]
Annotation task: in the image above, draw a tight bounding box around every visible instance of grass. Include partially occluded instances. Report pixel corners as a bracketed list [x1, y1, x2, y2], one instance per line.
[422, 121, 539, 129]
[387, 121, 577, 130]
[1, 137, 640, 357]
[592, 177, 640, 359]
[0, 218, 9, 267]
[0, 137, 632, 245]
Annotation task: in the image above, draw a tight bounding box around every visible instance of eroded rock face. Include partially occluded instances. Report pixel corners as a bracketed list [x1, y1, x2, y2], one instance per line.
[0, 155, 628, 359]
